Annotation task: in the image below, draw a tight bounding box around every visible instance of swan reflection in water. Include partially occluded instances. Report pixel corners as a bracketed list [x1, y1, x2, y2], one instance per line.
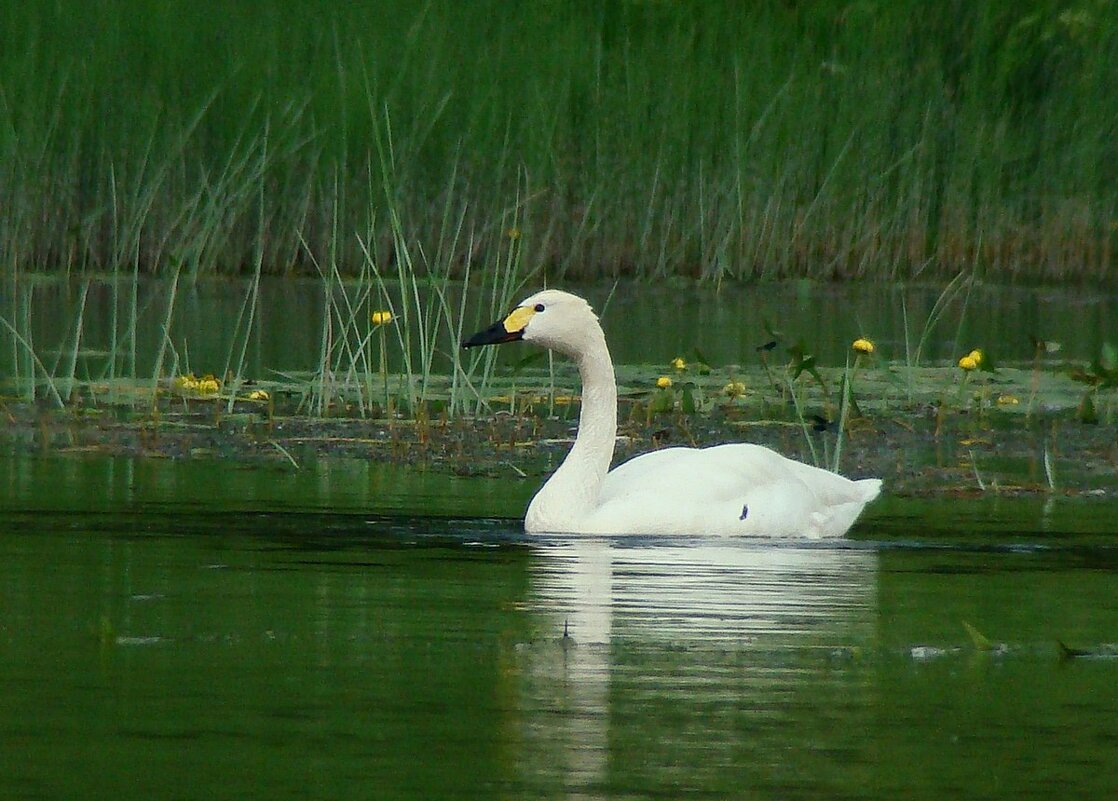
[516, 537, 879, 796]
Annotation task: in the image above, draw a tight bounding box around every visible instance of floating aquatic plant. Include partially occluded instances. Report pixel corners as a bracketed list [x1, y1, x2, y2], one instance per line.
[722, 380, 747, 399]
[172, 373, 221, 396]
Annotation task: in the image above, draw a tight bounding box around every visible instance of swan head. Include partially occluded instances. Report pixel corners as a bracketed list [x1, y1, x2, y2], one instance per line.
[462, 289, 601, 359]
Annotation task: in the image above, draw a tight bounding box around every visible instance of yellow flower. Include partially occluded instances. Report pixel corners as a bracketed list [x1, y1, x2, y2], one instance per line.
[670, 357, 687, 370]
[723, 380, 746, 398]
[958, 355, 978, 371]
[248, 389, 270, 402]
[173, 374, 198, 392]
[196, 375, 221, 395]
[967, 348, 984, 366]
[371, 310, 393, 326]
[656, 376, 673, 389]
[996, 394, 1019, 405]
[506, 227, 521, 241]
[852, 338, 875, 355]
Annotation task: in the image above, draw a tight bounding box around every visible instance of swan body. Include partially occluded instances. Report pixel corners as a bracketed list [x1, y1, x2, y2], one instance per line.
[464, 289, 881, 537]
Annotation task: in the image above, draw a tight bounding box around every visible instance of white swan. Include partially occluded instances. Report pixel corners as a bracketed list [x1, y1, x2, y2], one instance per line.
[463, 289, 881, 537]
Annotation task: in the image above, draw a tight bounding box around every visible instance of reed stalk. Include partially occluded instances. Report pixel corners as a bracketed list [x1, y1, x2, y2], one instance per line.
[3, 2, 1116, 283]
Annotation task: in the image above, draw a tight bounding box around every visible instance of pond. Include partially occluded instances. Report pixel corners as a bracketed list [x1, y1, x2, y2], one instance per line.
[4, 276, 1117, 382]
[2, 455, 1117, 799]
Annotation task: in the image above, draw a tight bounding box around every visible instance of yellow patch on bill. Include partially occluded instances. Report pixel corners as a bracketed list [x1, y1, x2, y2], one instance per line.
[503, 305, 537, 333]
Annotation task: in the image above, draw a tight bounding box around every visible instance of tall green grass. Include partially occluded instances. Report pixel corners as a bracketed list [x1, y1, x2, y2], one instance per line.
[2, 0, 1117, 284]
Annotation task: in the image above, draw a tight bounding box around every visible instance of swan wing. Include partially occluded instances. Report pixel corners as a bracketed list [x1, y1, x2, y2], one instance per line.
[591, 443, 880, 537]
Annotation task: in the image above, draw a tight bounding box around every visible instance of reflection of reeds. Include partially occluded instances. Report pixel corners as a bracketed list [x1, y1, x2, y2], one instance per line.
[4, 3, 1117, 282]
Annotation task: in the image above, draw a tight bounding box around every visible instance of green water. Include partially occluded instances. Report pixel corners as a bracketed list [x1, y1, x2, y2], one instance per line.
[2, 456, 1118, 799]
[5, 277, 1118, 381]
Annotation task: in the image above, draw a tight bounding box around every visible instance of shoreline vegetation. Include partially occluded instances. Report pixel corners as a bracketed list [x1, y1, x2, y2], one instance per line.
[2, 269, 1116, 498]
[3, 1, 1117, 283]
[3, 353, 1117, 499]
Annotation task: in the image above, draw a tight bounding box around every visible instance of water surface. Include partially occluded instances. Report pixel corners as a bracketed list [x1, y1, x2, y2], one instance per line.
[2, 455, 1117, 799]
[5, 277, 1115, 381]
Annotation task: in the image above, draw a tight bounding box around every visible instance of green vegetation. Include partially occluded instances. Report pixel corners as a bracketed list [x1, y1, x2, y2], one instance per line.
[2, 0, 1117, 282]
[1070, 341, 1118, 423]
[2, 269, 1111, 490]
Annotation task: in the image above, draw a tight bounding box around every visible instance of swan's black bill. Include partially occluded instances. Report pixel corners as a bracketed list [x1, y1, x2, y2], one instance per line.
[462, 321, 524, 349]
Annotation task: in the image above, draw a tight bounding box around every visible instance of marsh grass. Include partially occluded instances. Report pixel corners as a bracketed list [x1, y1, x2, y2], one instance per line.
[148, 265, 184, 413]
[52, 279, 91, 402]
[0, 274, 1102, 488]
[3, 2, 1118, 284]
[292, 133, 527, 421]
[900, 271, 976, 405]
[0, 262, 1108, 491]
[831, 355, 855, 474]
[785, 373, 821, 467]
[0, 306, 64, 409]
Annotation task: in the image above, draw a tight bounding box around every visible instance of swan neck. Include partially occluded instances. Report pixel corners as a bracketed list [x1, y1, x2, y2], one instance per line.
[526, 327, 617, 532]
[571, 333, 617, 467]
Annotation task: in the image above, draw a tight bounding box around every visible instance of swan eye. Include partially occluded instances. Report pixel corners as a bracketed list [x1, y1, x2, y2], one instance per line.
[534, 303, 545, 312]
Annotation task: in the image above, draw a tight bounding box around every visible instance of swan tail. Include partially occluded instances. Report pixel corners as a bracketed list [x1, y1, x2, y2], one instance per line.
[807, 479, 882, 538]
[811, 500, 871, 538]
[853, 478, 882, 503]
